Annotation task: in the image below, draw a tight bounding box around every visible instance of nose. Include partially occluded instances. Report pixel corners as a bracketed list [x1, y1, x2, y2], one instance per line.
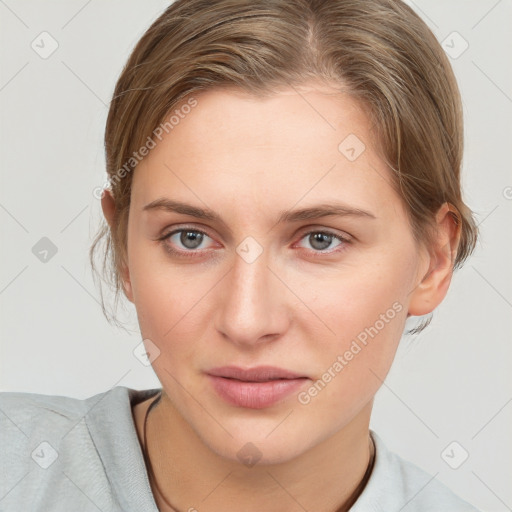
[214, 243, 290, 349]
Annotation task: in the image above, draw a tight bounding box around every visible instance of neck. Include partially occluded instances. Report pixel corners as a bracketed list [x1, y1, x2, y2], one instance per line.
[135, 393, 374, 512]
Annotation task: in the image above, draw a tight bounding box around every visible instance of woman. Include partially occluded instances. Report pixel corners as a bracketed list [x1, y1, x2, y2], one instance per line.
[0, 0, 481, 510]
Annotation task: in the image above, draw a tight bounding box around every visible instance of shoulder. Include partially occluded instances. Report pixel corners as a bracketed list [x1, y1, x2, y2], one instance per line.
[0, 385, 130, 443]
[1, 387, 100, 423]
[0, 386, 159, 511]
[351, 431, 481, 512]
[0, 387, 103, 463]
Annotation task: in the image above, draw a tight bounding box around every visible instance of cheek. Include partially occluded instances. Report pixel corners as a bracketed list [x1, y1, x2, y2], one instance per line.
[132, 276, 199, 350]
[128, 246, 217, 368]
[305, 252, 411, 340]
[296, 276, 408, 426]
[297, 250, 413, 392]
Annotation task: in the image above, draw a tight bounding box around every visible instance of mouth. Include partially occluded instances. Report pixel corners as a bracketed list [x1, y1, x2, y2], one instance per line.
[206, 366, 310, 409]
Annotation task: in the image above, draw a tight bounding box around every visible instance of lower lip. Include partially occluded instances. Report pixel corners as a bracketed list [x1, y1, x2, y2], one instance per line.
[207, 375, 308, 409]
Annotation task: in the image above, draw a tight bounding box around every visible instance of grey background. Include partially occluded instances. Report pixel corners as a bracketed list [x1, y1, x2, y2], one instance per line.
[0, 1, 511, 510]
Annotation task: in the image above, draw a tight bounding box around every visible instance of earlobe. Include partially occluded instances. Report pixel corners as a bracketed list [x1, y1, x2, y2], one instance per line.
[408, 203, 461, 317]
[121, 264, 134, 303]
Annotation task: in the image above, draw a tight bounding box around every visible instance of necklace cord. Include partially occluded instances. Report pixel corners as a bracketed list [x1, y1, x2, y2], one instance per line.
[141, 391, 375, 512]
[142, 390, 181, 511]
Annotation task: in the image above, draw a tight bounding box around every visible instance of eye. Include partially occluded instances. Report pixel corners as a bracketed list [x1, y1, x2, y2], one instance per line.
[158, 227, 351, 259]
[296, 230, 350, 254]
[160, 228, 216, 256]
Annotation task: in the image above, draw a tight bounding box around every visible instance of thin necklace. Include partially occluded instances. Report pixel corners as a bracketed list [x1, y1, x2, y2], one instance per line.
[142, 391, 180, 512]
[142, 391, 375, 512]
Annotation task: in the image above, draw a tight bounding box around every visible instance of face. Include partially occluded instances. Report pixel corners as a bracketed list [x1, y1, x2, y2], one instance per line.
[119, 83, 430, 464]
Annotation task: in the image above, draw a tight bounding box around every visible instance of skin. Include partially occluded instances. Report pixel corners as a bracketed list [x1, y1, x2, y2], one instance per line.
[102, 82, 460, 512]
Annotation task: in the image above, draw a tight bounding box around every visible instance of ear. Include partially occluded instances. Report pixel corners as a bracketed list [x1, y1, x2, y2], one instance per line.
[408, 203, 461, 316]
[100, 187, 116, 228]
[100, 189, 134, 303]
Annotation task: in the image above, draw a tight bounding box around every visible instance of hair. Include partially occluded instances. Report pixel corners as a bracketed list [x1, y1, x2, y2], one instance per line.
[90, 0, 478, 331]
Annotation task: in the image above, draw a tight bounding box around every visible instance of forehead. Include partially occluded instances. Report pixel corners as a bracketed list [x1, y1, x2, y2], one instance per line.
[131, 85, 401, 221]
[163, 84, 376, 163]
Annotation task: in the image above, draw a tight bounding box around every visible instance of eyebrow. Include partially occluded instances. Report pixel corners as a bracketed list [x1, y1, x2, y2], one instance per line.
[142, 198, 376, 225]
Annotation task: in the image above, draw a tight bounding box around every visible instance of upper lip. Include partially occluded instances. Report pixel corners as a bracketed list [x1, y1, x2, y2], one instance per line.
[207, 366, 307, 382]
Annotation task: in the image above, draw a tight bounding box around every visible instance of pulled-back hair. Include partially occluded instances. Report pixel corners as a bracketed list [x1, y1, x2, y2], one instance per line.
[91, 0, 478, 326]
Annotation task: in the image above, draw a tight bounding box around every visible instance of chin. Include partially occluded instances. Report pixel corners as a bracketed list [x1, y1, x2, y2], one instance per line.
[217, 438, 310, 467]
[195, 420, 323, 467]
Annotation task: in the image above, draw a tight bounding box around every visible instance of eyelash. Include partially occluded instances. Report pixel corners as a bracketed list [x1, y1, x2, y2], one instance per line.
[158, 226, 352, 259]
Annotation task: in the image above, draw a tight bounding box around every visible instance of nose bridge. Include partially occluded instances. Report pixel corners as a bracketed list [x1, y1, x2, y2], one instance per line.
[215, 241, 288, 346]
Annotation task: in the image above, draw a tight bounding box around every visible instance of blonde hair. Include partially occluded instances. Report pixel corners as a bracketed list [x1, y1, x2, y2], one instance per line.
[91, 0, 478, 327]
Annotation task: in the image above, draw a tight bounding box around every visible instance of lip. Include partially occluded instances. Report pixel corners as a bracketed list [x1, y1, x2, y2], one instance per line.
[207, 365, 306, 382]
[206, 366, 309, 409]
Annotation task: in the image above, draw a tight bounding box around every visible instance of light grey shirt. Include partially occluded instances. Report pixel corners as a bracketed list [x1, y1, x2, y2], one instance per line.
[0, 386, 480, 511]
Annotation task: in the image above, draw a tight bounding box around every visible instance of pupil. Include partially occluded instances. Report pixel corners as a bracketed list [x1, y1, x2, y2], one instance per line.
[310, 233, 331, 250]
[181, 231, 203, 249]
